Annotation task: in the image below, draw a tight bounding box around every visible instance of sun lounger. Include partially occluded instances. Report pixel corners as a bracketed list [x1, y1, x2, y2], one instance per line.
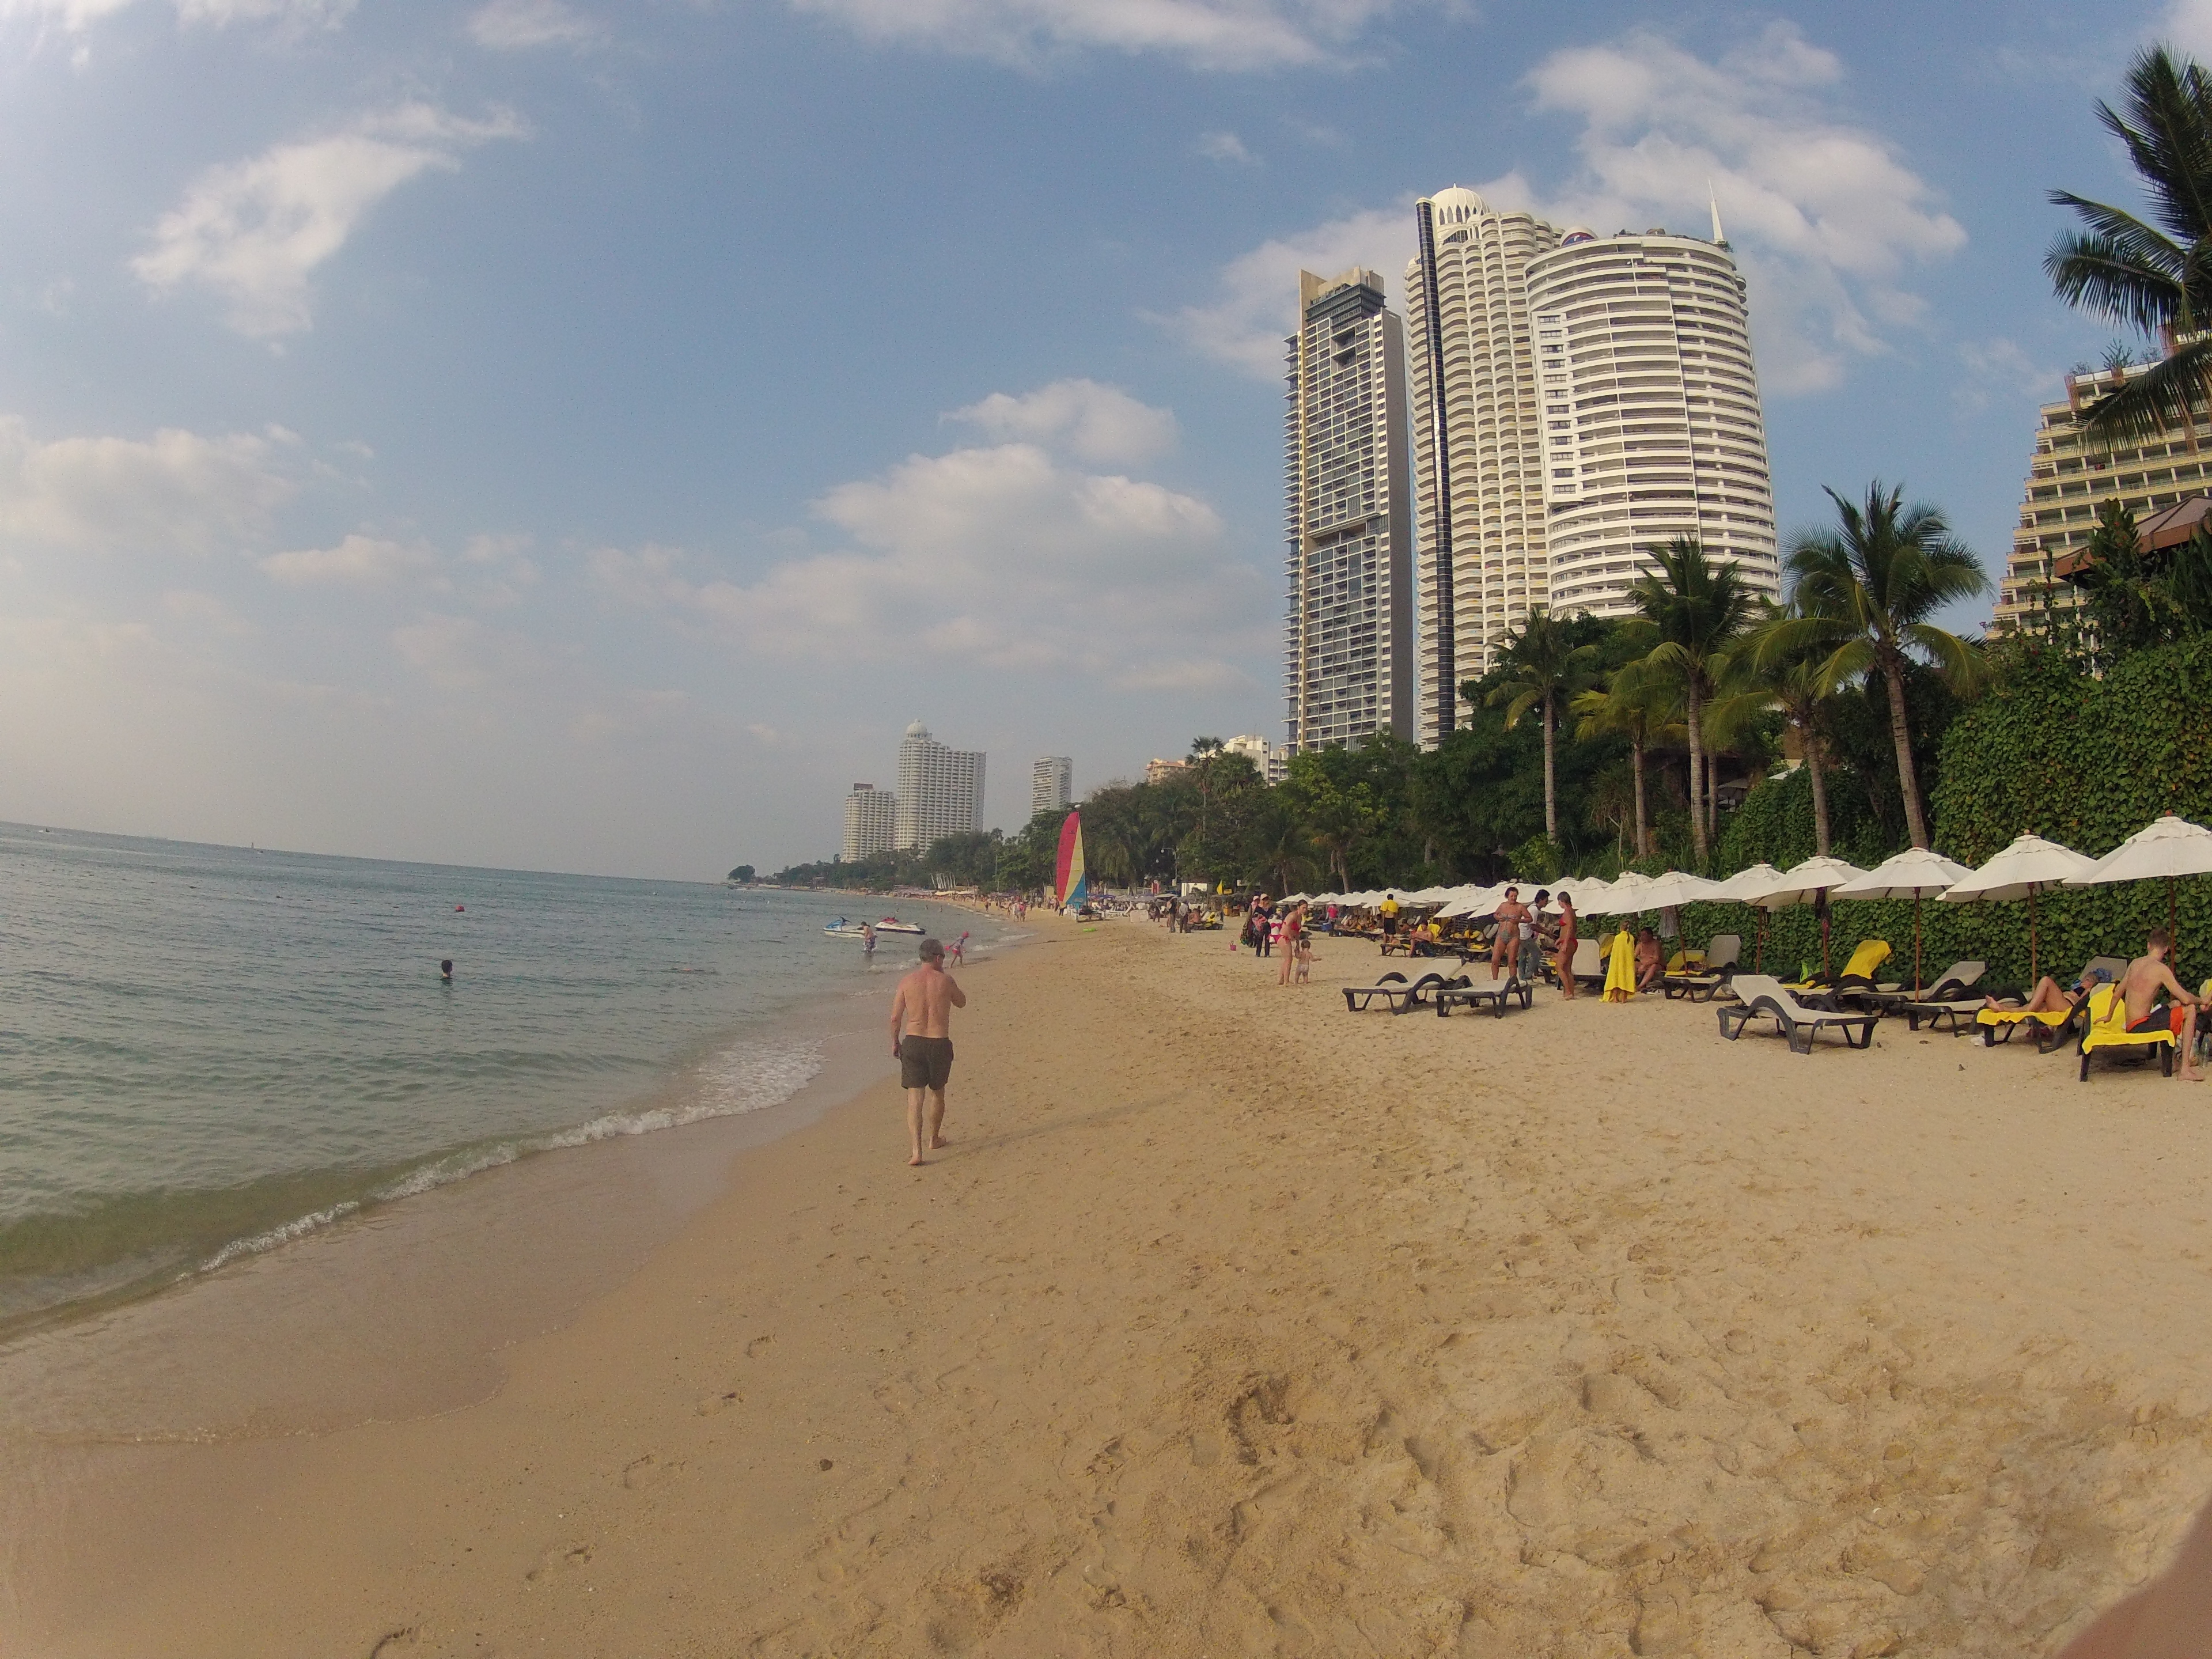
[1783, 939, 1892, 996]
[1435, 976, 1535, 1017]
[1716, 974, 1881, 1053]
[1975, 956, 2130, 1048]
[1565, 938, 1606, 989]
[1874, 963, 1988, 1031]
[1664, 934, 1741, 1001]
[2078, 983, 2177, 1080]
[1342, 971, 1461, 1014]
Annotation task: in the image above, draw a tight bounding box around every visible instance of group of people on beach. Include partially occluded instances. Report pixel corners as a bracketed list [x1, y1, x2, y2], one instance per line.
[1237, 895, 1315, 985]
[1979, 928, 2208, 1082]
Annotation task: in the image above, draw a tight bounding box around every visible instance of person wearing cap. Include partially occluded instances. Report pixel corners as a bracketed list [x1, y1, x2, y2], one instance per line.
[889, 937, 966, 1166]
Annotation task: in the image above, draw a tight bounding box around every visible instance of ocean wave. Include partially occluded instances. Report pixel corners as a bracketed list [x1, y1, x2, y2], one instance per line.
[0, 1036, 826, 1335]
[206, 1039, 827, 1267]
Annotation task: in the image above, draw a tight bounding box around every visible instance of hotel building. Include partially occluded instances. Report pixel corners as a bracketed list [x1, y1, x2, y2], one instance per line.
[1524, 222, 1780, 620]
[1994, 362, 2212, 633]
[1404, 188, 1560, 740]
[1283, 266, 1416, 755]
[1225, 733, 1287, 783]
[841, 783, 895, 862]
[893, 722, 986, 852]
[1031, 756, 1073, 819]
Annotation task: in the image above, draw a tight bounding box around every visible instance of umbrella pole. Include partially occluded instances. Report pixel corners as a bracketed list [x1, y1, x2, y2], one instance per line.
[1821, 899, 1831, 976]
[2171, 876, 2180, 980]
[2028, 886, 2039, 986]
[1914, 892, 1923, 995]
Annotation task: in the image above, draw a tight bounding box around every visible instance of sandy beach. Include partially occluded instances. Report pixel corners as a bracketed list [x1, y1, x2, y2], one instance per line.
[12, 915, 2212, 1657]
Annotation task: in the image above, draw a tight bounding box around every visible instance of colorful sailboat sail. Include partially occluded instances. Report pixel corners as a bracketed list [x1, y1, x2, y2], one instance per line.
[1054, 810, 1087, 909]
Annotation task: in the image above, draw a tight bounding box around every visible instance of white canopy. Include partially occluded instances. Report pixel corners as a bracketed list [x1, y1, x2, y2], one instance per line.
[1939, 834, 2097, 903]
[2065, 815, 2212, 885]
[1733, 855, 1868, 908]
[1634, 870, 1725, 910]
[1581, 870, 1659, 915]
[1831, 847, 1971, 900]
[1551, 876, 1614, 910]
[1705, 862, 1787, 905]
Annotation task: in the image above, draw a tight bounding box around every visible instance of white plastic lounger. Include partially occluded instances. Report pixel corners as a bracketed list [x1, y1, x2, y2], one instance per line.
[1664, 934, 1741, 1002]
[1717, 974, 1880, 1054]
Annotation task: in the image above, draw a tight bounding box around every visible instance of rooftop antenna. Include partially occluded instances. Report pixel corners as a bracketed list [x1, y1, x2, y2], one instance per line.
[1708, 180, 1728, 248]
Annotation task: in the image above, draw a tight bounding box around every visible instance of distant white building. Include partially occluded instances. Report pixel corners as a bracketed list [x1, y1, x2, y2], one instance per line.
[1225, 734, 1286, 783]
[1031, 756, 1073, 819]
[893, 722, 986, 852]
[841, 783, 895, 862]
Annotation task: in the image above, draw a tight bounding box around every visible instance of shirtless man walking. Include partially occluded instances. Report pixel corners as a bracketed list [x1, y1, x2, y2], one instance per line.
[889, 937, 967, 1165]
[2118, 929, 2207, 1082]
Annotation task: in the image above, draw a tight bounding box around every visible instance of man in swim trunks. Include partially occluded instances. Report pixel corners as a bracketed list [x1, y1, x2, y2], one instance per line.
[890, 937, 967, 1165]
[1378, 892, 1400, 943]
[2117, 929, 2206, 1082]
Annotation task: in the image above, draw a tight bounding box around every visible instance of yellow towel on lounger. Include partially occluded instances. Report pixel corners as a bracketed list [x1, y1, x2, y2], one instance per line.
[1604, 931, 1636, 1002]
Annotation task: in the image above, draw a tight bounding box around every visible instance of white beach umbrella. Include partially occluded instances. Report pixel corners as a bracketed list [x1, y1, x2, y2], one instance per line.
[1433, 884, 1489, 918]
[1634, 870, 1724, 910]
[1703, 862, 1788, 968]
[2063, 814, 2212, 974]
[1585, 870, 1658, 915]
[1832, 847, 1972, 993]
[1706, 862, 1787, 904]
[1938, 834, 2097, 984]
[1551, 876, 1613, 914]
[1736, 855, 1868, 973]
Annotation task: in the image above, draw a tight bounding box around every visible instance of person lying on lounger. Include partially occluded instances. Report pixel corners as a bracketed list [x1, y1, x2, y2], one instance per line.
[1634, 928, 1664, 993]
[1981, 965, 2110, 1014]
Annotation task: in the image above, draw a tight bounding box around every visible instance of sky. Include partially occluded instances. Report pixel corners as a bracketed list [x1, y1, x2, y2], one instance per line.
[0, 0, 2194, 878]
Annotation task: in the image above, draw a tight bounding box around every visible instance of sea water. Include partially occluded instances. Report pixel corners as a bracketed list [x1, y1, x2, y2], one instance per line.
[0, 821, 987, 1338]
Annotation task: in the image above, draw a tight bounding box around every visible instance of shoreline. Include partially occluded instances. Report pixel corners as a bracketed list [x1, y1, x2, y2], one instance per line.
[11, 915, 2212, 1656]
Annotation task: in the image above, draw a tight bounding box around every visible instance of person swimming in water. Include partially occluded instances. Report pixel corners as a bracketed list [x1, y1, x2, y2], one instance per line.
[440, 959, 453, 982]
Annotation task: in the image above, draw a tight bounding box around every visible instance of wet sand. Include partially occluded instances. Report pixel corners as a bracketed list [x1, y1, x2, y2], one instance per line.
[9, 916, 2212, 1657]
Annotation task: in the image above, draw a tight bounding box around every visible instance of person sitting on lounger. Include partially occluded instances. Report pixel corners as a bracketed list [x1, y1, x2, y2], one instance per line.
[1981, 966, 2109, 1014]
[1634, 927, 1664, 993]
[2116, 929, 2207, 1082]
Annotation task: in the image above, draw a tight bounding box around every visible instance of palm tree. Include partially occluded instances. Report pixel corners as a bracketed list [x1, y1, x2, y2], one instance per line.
[1773, 482, 1989, 850]
[1570, 658, 1672, 861]
[1736, 606, 1843, 856]
[1625, 539, 1756, 863]
[2046, 46, 2212, 441]
[1486, 608, 1601, 847]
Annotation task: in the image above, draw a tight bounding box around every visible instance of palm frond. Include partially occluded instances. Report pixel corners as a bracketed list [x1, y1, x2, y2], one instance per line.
[2043, 225, 2189, 335]
[2078, 340, 2212, 441]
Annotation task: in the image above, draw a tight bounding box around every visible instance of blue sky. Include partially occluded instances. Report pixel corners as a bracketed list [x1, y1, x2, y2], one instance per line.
[0, 0, 2190, 876]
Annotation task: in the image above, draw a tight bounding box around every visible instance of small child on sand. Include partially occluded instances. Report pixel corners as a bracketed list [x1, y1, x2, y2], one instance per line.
[1293, 937, 1313, 983]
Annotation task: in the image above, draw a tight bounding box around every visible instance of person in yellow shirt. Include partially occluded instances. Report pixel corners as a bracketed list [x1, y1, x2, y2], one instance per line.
[1377, 892, 1400, 944]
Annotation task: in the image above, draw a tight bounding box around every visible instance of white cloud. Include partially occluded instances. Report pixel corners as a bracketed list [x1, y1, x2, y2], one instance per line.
[594, 391, 1266, 689]
[0, 0, 349, 29]
[259, 533, 438, 586]
[392, 612, 542, 692]
[2170, 0, 2212, 54]
[0, 415, 293, 553]
[1954, 336, 2057, 415]
[1177, 25, 1966, 394]
[1516, 24, 1966, 393]
[1196, 130, 1256, 165]
[1168, 202, 1411, 378]
[947, 378, 1177, 465]
[134, 103, 527, 338]
[785, 0, 1403, 71]
[468, 0, 602, 50]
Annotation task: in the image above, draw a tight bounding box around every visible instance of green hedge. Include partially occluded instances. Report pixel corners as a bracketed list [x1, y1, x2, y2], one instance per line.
[1668, 637, 2212, 989]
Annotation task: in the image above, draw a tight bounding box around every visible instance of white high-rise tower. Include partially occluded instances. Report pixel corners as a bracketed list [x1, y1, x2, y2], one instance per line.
[893, 722, 986, 851]
[1525, 226, 1780, 617]
[1283, 266, 1415, 754]
[1405, 188, 1560, 744]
